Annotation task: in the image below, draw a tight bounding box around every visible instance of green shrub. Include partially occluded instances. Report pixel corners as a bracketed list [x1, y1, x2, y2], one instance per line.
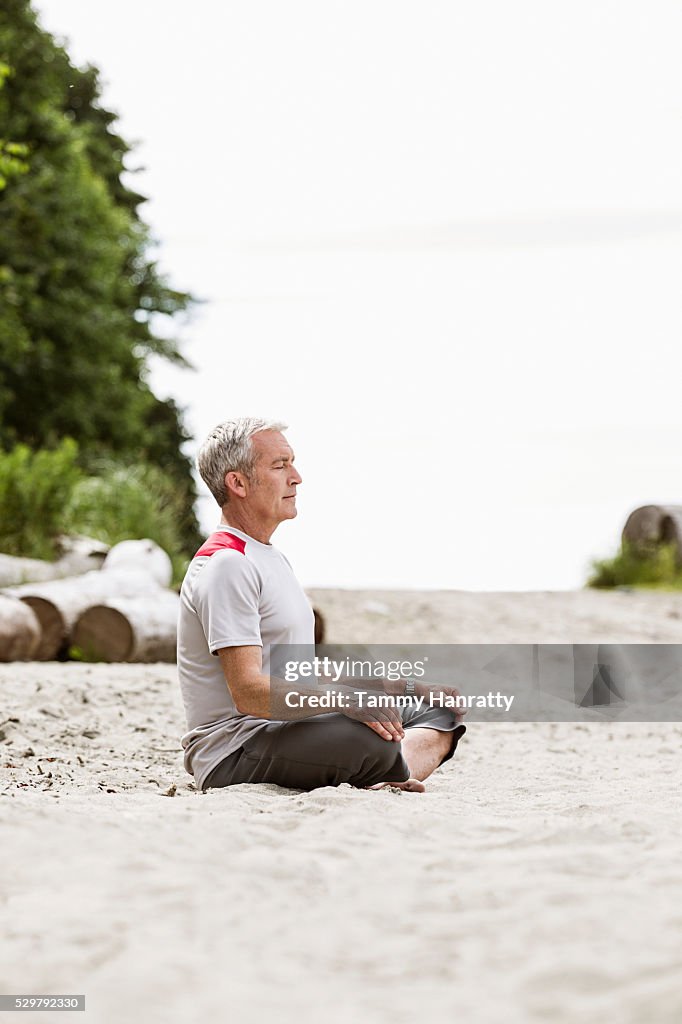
[588, 540, 682, 590]
[65, 460, 190, 583]
[0, 439, 81, 559]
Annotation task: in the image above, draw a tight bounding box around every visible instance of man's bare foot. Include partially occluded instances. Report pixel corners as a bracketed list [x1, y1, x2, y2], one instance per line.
[367, 778, 426, 793]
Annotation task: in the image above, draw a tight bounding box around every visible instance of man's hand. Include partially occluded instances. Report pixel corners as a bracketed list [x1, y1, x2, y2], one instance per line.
[340, 690, 405, 743]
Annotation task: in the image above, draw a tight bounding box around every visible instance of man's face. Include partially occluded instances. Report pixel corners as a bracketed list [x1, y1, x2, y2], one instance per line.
[245, 430, 302, 527]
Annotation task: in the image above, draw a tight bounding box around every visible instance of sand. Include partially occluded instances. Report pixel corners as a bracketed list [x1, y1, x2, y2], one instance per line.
[1, 589, 681, 1024]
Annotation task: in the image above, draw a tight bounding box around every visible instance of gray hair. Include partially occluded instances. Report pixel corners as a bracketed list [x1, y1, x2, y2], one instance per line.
[197, 417, 288, 507]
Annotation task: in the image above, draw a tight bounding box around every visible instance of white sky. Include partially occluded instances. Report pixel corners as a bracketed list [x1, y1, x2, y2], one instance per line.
[33, 0, 682, 590]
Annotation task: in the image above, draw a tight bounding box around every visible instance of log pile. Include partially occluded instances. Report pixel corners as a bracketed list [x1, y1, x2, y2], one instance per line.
[0, 539, 179, 663]
[0, 535, 109, 587]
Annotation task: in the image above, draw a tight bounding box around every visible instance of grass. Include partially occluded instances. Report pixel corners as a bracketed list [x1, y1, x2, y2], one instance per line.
[588, 540, 682, 590]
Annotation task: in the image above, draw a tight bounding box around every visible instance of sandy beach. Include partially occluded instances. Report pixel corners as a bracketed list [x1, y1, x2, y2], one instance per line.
[2, 589, 681, 1024]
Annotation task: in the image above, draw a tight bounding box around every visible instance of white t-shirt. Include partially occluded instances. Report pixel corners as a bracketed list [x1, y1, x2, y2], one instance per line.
[177, 524, 315, 790]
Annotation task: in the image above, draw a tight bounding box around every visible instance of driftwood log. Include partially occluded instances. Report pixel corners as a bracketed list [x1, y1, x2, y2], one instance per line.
[102, 539, 172, 588]
[622, 505, 682, 563]
[0, 595, 41, 661]
[72, 591, 180, 662]
[313, 607, 325, 646]
[75, 596, 322, 662]
[0, 535, 109, 587]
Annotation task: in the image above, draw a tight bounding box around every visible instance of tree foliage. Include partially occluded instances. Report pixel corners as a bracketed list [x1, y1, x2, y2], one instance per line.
[0, 60, 29, 190]
[0, 0, 201, 550]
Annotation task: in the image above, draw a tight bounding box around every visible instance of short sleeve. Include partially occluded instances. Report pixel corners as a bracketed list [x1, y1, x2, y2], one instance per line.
[191, 550, 263, 653]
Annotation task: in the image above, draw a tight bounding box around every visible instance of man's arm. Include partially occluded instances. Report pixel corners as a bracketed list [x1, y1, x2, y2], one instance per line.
[217, 646, 404, 741]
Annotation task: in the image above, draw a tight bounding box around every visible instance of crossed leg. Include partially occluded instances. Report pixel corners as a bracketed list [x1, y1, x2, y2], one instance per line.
[370, 726, 457, 793]
[202, 715, 464, 794]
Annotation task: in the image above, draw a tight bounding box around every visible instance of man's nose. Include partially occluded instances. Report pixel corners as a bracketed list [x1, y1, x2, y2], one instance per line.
[291, 466, 302, 485]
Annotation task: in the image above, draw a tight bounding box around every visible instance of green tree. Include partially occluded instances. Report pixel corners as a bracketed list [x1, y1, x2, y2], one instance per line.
[0, 0, 201, 550]
[0, 60, 28, 190]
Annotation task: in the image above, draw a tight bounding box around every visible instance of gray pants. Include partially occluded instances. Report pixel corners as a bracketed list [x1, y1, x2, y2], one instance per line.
[202, 704, 466, 792]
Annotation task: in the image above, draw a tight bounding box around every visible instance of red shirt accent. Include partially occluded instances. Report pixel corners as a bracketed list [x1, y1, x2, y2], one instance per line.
[193, 531, 246, 558]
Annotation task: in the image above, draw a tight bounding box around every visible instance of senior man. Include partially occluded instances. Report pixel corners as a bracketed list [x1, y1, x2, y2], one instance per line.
[178, 417, 466, 793]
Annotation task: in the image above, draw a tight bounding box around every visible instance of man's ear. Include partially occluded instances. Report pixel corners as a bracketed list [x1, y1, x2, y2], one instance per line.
[225, 471, 248, 499]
